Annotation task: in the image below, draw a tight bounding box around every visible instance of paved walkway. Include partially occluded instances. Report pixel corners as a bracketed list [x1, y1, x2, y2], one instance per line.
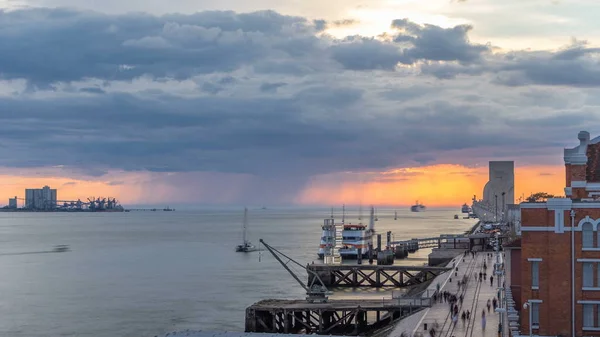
[390, 252, 503, 337]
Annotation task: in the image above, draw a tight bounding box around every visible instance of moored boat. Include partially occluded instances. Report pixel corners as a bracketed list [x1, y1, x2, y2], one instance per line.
[235, 208, 258, 253]
[461, 203, 471, 213]
[317, 206, 375, 260]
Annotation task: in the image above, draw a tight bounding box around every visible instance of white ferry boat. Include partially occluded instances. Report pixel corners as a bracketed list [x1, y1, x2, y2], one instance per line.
[317, 206, 375, 260]
[410, 201, 426, 212]
[461, 203, 471, 213]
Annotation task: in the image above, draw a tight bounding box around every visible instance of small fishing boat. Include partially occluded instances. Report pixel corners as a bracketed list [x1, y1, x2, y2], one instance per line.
[235, 208, 258, 253]
[53, 245, 70, 252]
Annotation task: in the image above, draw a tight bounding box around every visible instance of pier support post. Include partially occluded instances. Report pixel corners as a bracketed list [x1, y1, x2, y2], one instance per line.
[377, 234, 382, 252]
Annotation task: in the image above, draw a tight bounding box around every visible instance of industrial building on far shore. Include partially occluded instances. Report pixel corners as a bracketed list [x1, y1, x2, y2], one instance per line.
[2, 185, 124, 212]
[25, 185, 57, 210]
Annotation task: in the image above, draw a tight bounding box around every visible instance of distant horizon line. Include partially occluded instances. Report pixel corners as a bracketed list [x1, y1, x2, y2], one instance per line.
[121, 204, 469, 210]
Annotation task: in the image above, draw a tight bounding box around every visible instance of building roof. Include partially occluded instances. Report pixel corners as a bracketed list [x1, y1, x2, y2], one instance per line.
[503, 238, 521, 248]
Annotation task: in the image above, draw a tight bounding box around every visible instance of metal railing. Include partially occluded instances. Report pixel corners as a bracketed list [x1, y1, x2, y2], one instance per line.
[387, 293, 433, 307]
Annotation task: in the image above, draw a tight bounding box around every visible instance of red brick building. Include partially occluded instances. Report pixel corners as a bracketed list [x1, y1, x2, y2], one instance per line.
[520, 131, 600, 337]
[504, 238, 522, 309]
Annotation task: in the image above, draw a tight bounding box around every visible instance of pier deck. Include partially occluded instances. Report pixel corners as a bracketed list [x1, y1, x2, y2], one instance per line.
[307, 264, 450, 288]
[390, 252, 504, 337]
[245, 298, 431, 335]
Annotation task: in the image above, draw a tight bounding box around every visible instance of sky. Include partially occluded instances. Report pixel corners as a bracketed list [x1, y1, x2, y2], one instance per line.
[0, 0, 598, 207]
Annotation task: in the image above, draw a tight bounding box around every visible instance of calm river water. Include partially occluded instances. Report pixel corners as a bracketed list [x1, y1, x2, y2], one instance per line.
[0, 207, 475, 337]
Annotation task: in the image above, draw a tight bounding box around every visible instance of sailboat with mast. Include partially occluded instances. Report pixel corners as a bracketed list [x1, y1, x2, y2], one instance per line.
[235, 208, 258, 252]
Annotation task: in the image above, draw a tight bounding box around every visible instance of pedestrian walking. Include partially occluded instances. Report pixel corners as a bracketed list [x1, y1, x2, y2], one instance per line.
[490, 275, 494, 286]
[461, 311, 466, 326]
[482, 310, 486, 330]
[487, 299, 491, 313]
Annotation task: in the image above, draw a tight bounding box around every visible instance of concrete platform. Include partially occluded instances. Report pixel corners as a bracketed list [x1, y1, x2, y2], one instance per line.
[165, 332, 353, 337]
[249, 298, 432, 310]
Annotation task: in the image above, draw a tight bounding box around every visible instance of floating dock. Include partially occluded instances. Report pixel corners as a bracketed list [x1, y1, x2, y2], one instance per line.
[306, 264, 450, 288]
[245, 297, 432, 335]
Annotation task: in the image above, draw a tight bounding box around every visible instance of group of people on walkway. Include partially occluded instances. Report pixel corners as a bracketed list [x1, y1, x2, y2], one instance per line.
[424, 249, 506, 337]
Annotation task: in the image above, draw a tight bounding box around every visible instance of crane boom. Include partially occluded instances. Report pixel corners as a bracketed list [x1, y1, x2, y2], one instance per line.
[259, 239, 330, 302]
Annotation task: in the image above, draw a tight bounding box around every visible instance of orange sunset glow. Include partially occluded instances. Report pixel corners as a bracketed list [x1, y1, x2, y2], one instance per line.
[0, 164, 567, 207]
[296, 164, 567, 207]
[0, 172, 146, 205]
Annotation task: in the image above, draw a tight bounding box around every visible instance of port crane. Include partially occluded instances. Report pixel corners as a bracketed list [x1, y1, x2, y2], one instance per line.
[259, 239, 331, 303]
[14, 196, 122, 210]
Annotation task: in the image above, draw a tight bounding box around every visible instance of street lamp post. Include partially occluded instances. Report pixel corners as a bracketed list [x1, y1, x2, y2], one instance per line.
[523, 301, 533, 337]
[501, 192, 506, 223]
[495, 194, 498, 221]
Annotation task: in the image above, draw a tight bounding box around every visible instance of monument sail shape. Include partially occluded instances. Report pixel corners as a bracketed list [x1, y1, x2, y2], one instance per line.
[472, 161, 515, 222]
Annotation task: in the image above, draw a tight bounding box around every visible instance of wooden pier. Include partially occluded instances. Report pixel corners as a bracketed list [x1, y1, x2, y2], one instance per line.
[245, 298, 431, 335]
[306, 264, 450, 288]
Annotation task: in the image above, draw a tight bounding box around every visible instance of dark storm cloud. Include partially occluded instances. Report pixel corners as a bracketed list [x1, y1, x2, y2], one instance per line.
[0, 8, 320, 84]
[259, 82, 287, 93]
[329, 19, 489, 70]
[391, 19, 489, 64]
[79, 87, 106, 94]
[0, 6, 598, 185]
[0, 7, 493, 81]
[494, 47, 600, 87]
[330, 36, 405, 70]
[420, 43, 600, 88]
[0, 89, 561, 178]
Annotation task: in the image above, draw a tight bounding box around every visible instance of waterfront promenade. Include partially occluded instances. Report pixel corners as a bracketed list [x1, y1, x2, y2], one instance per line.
[390, 251, 503, 337]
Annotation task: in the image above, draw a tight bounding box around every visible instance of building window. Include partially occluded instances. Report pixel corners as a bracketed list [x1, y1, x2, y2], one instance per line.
[583, 222, 594, 248]
[584, 304, 594, 328]
[532, 302, 540, 327]
[531, 261, 540, 289]
[584, 263, 595, 287]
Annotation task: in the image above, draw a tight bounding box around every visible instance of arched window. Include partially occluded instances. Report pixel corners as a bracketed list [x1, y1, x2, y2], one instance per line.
[583, 222, 594, 248]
